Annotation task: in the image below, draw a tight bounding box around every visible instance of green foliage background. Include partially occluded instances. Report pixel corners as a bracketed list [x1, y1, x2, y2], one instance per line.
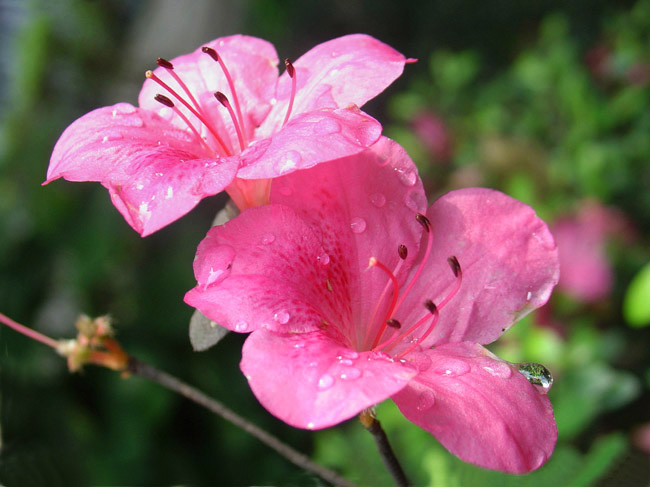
[1, 1, 649, 485]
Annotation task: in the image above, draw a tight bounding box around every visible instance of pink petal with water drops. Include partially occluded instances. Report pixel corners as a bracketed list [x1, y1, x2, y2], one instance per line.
[241, 329, 417, 430]
[392, 342, 556, 473]
[269, 137, 426, 348]
[236, 106, 381, 179]
[45, 103, 239, 236]
[395, 188, 559, 347]
[260, 34, 407, 133]
[184, 204, 339, 334]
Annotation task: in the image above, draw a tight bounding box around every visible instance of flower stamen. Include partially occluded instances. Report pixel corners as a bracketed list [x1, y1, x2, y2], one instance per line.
[214, 91, 246, 151]
[146, 70, 231, 155]
[368, 256, 401, 348]
[156, 58, 204, 115]
[154, 94, 213, 153]
[202, 46, 247, 145]
[282, 58, 297, 127]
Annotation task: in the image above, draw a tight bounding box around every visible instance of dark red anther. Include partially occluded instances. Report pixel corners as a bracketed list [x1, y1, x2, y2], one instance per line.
[154, 94, 174, 107]
[386, 318, 402, 329]
[398, 244, 408, 260]
[214, 91, 229, 106]
[285, 58, 295, 78]
[424, 299, 437, 314]
[156, 57, 174, 70]
[447, 256, 461, 277]
[202, 46, 220, 62]
[415, 213, 431, 232]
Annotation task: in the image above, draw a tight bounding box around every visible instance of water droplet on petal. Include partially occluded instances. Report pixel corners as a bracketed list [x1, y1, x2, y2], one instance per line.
[526, 291, 532, 301]
[396, 168, 417, 187]
[374, 153, 389, 167]
[234, 321, 249, 332]
[123, 116, 144, 128]
[315, 119, 341, 135]
[293, 342, 305, 349]
[343, 351, 359, 360]
[308, 361, 318, 367]
[482, 361, 513, 379]
[274, 150, 302, 174]
[340, 367, 361, 381]
[119, 104, 136, 114]
[370, 193, 386, 208]
[416, 391, 436, 411]
[101, 131, 123, 143]
[317, 374, 334, 390]
[350, 217, 367, 234]
[201, 245, 235, 289]
[338, 358, 353, 366]
[273, 310, 290, 324]
[317, 252, 330, 266]
[516, 362, 554, 393]
[307, 422, 315, 429]
[261, 233, 276, 245]
[433, 359, 471, 377]
[404, 189, 428, 212]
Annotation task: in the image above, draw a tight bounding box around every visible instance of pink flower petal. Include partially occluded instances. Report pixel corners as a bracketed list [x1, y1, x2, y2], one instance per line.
[269, 137, 427, 348]
[184, 205, 339, 334]
[241, 329, 417, 429]
[392, 342, 557, 473]
[139, 35, 279, 144]
[46, 103, 238, 236]
[395, 188, 559, 347]
[236, 106, 381, 179]
[260, 34, 407, 133]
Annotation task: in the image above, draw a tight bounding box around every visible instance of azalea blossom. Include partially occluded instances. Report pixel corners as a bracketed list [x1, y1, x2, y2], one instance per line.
[45, 34, 408, 236]
[185, 137, 560, 473]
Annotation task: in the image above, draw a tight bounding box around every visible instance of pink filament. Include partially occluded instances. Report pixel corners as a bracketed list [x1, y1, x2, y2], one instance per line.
[368, 257, 401, 349]
[146, 71, 232, 155]
[215, 92, 246, 151]
[0, 312, 58, 349]
[282, 61, 297, 127]
[395, 307, 439, 359]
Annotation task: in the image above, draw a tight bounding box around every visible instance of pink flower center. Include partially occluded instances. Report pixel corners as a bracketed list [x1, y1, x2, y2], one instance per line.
[365, 213, 463, 359]
[148, 51, 297, 158]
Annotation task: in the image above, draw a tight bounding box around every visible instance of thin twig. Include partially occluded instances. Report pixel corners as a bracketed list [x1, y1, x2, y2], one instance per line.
[360, 411, 410, 487]
[127, 357, 355, 487]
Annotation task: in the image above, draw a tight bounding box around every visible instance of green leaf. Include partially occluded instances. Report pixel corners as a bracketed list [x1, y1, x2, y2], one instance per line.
[623, 261, 650, 327]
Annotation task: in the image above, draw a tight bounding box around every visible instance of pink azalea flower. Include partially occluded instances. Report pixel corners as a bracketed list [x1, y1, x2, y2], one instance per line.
[185, 137, 560, 473]
[45, 34, 408, 236]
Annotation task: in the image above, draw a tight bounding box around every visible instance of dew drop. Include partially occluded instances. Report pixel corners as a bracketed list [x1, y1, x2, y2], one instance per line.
[404, 189, 428, 212]
[200, 245, 235, 289]
[482, 361, 513, 379]
[343, 351, 359, 360]
[374, 153, 389, 167]
[350, 217, 367, 234]
[370, 193, 386, 208]
[261, 233, 276, 245]
[234, 321, 249, 332]
[340, 367, 361, 381]
[101, 131, 123, 143]
[416, 391, 436, 411]
[317, 252, 330, 266]
[273, 310, 290, 324]
[293, 342, 305, 349]
[433, 359, 471, 377]
[269, 97, 277, 106]
[317, 374, 334, 390]
[526, 291, 532, 301]
[338, 358, 353, 366]
[118, 104, 136, 114]
[123, 116, 144, 128]
[307, 422, 315, 429]
[516, 362, 554, 393]
[274, 150, 302, 174]
[315, 119, 341, 135]
[396, 168, 417, 187]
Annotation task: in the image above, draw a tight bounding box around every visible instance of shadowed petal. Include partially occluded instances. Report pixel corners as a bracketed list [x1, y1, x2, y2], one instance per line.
[392, 342, 557, 473]
[241, 329, 417, 429]
[395, 188, 559, 347]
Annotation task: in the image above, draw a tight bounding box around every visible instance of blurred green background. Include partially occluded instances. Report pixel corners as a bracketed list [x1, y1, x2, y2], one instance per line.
[1, 0, 649, 485]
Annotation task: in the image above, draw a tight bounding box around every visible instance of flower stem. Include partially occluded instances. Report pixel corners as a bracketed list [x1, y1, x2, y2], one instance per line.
[0, 312, 58, 349]
[126, 357, 355, 487]
[360, 410, 410, 487]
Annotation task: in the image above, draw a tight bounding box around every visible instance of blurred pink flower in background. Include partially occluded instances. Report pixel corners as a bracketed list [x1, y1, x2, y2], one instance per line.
[411, 111, 453, 163]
